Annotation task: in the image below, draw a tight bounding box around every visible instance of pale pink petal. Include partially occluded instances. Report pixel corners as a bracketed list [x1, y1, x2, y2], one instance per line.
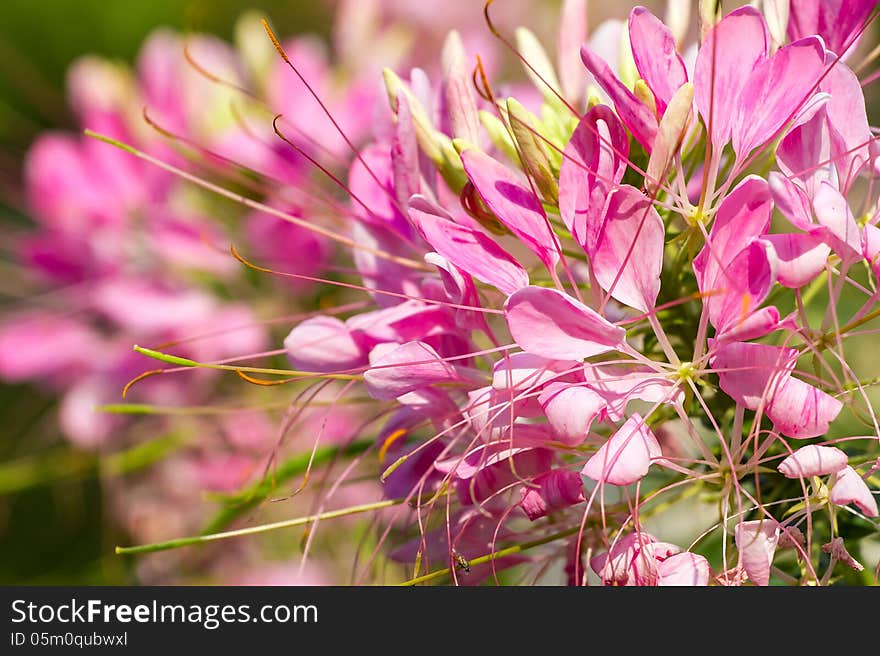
[491, 353, 577, 391]
[409, 196, 529, 295]
[538, 382, 606, 445]
[657, 552, 711, 586]
[629, 6, 688, 115]
[778, 444, 849, 478]
[363, 341, 460, 400]
[735, 520, 780, 586]
[558, 105, 629, 249]
[504, 286, 625, 361]
[582, 413, 662, 486]
[520, 469, 585, 520]
[590, 185, 664, 312]
[766, 376, 842, 439]
[732, 36, 825, 159]
[284, 316, 364, 373]
[820, 57, 872, 190]
[777, 110, 833, 199]
[557, 0, 588, 103]
[694, 6, 768, 149]
[863, 224, 880, 277]
[442, 31, 481, 144]
[830, 466, 878, 517]
[765, 232, 831, 288]
[769, 172, 814, 231]
[580, 45, 658, 151]
[460, 149, 561, 271]
[813, 181, 863, 260]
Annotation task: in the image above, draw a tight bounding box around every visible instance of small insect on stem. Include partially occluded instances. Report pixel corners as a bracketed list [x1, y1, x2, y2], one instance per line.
[453, 551, 471, 575]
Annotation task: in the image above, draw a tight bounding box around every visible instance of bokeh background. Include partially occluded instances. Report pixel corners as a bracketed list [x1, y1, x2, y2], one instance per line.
[1, 0, 877, 585]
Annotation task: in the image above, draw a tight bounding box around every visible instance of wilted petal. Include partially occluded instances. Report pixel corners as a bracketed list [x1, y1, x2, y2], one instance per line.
[558, 105, 629, 249]
[284, 316, 364, 373]
[778, 444, 849, 478]
[505, 286, 625, 361]
[694, 6, 768, 149]
[830, 466, 878, 517]
[629, 7, 688, 115]
[657, 552, 711, 586]
[409, 196, 529, 294]
[765, 232, 830, 288]
[766, 376, 842, 439]
[821, 537, 865, 572]
[590, 185, 665, 312]
[460, 149, 561, 271]
[734, 520, 780, 586]
[580, 45, 659, 151]
[364, 341, 459, 400]
[520, 469, 585, 520]
[539, 382, 606, 445]
[582, 413, 662, 486]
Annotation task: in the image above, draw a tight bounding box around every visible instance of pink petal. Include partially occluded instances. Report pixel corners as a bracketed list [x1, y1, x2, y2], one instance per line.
[492, 353, 578, 391]
[714, 306, 781, 344]
[813, 181, 863, 260]
[769, 172, 814, 231]
[657, 552, 711, 586]
[777, 110, 832, 199]
[590, 185, 664, 312]
[580, 45, 659, 151]
[629, 6, 688, 115]
[778, 444, 849, 478]
[788, 0, 876, 60]
[349, 143, 413, 239]
[765, 376, 842, 439]
[557, 0, 588, 103]
[442, 31, 481, 144]
[504, 286, 625, 361]
[830, 466, 878, 517]
[558, 105, 629, 249]
[734, 520, 780, 586]
[732, 36, 826, 160]
[863, 224, 880, 277]
[582, 413, 662, 486]
[538, 382, 606, 445]
[460, 149, 561, 272]
[0, 314, 99, 381]
[764, 232, 831, 288]
[363, 341, 459, 400]
[820, 57, 872, 190]
[694, 6, 768, 150]
[284, 316, 364, 373]
[409, 196, 529, 295]
[520, 469, 585, 520]
[710, 341, 798, 410]
[443, 443, 554, 506]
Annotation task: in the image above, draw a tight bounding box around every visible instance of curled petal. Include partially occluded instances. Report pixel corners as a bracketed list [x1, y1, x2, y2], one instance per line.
[764, 232, 831, 288]
[364, 341, 459, 400]
[582, 413, 662, 486]
[734, 520, 780, 586]
[520, 469, 585, 520]
[830, 466, 878, 517]
[284, 316, 364, 373]
[813, 182, 862, 260]
[711, 341, 798, 410]
[778, 444, 849, 478]
[505, 286, 625, 361]
[657, 552, 711, 586]
[766, 376, 842, 439]
[538, 382, 606, 445]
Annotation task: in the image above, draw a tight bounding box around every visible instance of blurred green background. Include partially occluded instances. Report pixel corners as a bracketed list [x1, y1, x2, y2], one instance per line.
[0, 0, 332, 585]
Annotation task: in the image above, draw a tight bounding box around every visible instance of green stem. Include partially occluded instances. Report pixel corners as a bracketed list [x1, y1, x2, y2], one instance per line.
[117, 498, 405, 555]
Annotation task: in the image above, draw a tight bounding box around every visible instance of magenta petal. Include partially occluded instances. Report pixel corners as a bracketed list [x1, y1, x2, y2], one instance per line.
[591, 185, 665, 312]
[284, 316, 365, 373]
[778, 444, 849, 479]
[409, 196, 529, 294]
[734, 520, 780, 586]
[657, 552, 711, 586]
[520, 469, 585, 520]
[788, 0, 876, 60]
[769, 172, 814, 231]
[558, 105, 629, 250]
[582, 413, 662, 486]
[694, 6, 768, 150]
[505, 286, 625, 361]
[830, 466, 879, 517]
[580, 45, 659, 152]
[732, 36, 825, 159]
[629, 6, 688, 115]
[538, 382, 606, 445]
[364, 341, 459, 400]
[766, 376, 842, 439]
[765, 232, 831, 288]
[460, 149, 561, 271]
[715, 306, 781, 344]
